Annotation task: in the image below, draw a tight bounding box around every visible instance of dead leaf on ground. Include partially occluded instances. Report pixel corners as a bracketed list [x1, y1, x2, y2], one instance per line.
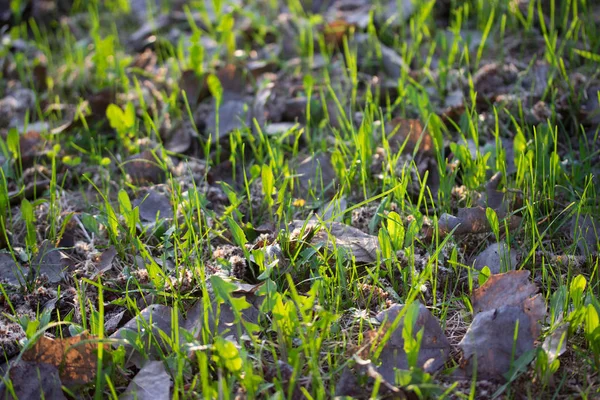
[133, 190, 173, 222]
[120, 360, 172, 400]
[570, 213, 599, 256]
[87, 87, 116, 120]
[0, 253, 26, 286]
[581, 85, 600, 125]
[289, 220, 379, 264]
[542, 323, 568, 363]
[163, 120, 195, 154]
[438, 172, 521, 236]
[19, 130, 46, 169]
[471, 270, 539, 314]
[112, 299, 259, 367]
[30, 240, 67, 283]
[335, 356, 407, 399]
[458, 270, 546, 381]
[472, 62, 519, 105]
[195, 91, 252, 144]
[93, 246, 117, 276]
[371, 303, 451, 383]
[386, 118, 434, 156]
[0, 88, 36, 129]
[292, 153, 337, 198]
[124, 150, 166, 185]
[179, 70, 209, 109]
[472, 242, 517, 274]
[351, 34, 409, 79]
[22, 332, 102, 386]
[1, 361, 66, 400]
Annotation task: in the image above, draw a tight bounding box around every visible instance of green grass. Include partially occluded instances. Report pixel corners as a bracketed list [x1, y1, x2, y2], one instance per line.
[0, 0, 599, 398]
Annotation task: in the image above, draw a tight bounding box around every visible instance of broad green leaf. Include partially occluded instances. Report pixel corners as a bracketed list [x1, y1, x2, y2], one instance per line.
[387, 211, 405, 249]
[106, 104, 125, 131]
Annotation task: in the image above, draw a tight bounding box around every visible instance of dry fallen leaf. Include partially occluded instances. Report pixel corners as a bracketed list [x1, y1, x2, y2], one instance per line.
[93, 246, 117, 277]
[373, 303, 451, 382]
[30, 240, 67, 283]
[459, 270, 546, 381]
[124, 150, 166, 185]
[386, 118, 433, 156]
[438, 172, 521, 236]
[112, 299, 259, 367]
[472, 242, 517, 274]
[293, 153, 337, 198]
[289, 220, 379, 264]
[0, 253, 25, 286]
[22, 332, 102, 386]
[120, 360, 172, 400]
[3, 361, 66, 399]
[471, 270, 539, 314]
[133, 190, 173, 222]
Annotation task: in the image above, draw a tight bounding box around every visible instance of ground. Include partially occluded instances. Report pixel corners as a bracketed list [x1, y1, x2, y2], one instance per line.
[0, 0, 599, 399]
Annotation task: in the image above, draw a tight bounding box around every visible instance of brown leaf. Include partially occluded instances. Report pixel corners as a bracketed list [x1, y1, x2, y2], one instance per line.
[372, 303, 451, 382]
[112, 299, 259, 367]
[133, 190, 173, 222]
[289, 220, 379, 264]
[30, 241, 67, 283]
[124, 150, 166, 185]
[93, 246, 117, 276]
[22, 333, 102, 386]
[0, 253, 25, 286]
[293, 153, 337, 198]
[472, 242, 517, 274]
[582, 85, 600, 125]
[438, 172, 521, 236]
[335, 356, 408, 399]
[120, 360, 171, 400]
[387, 118, 433, 156]
[179, 70, 209, 109]
[202, 92, 251, 142]
[3, 361, 66, 399]
[472, 270, 538, 314]
[459, 270, 546, 381]
[87, 88, 116, 119]
[163, 120, 195, 154]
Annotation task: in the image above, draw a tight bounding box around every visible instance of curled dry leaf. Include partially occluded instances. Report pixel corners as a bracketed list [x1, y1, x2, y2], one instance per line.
[472, 242, 517, 274]
[459, 270, 546, 381]
[289, 220, 379, 264]
[163, 120, 195, 154]
[22, 332, 103, 386]
[111, 304, 178, 367]
[372, 303, 451, 383]
[120, 360, 172, 400]
[542, 323, 568, 363]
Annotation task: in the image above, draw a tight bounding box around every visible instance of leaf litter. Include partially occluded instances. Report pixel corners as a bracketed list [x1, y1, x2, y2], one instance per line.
[0, 0, 599, 398]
